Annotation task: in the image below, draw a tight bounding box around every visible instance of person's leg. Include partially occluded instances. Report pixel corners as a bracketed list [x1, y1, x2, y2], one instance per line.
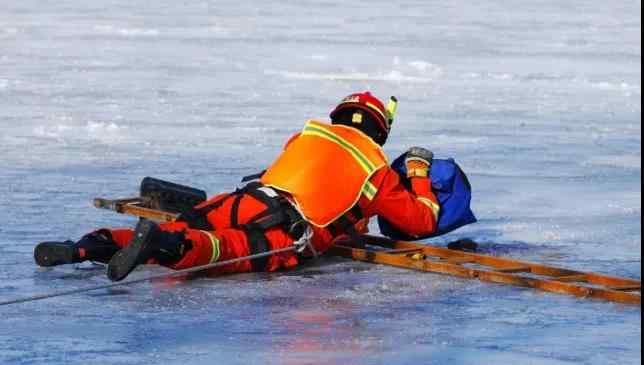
[34, 229, 121, 267]
[170, 226, 299, 275]
[106, 187, 309, 280]
[171, 190, 301, 274]
[106, 220, 301, 281]
[33, 221, 189, 268]
[106, 220, 193, 281]
[109, 229, 135, 248]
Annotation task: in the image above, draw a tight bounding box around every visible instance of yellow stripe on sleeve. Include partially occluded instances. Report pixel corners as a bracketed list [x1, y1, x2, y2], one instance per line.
[362, 181, 378, 201]
[418, 197, 441, 218]
[200, 231, 221, 264]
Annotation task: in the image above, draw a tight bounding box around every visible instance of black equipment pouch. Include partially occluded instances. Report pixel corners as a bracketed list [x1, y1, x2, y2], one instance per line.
[140, 177, 207, 214]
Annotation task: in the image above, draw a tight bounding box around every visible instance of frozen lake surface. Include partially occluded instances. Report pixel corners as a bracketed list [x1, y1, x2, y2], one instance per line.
[0, 1, 641, 364]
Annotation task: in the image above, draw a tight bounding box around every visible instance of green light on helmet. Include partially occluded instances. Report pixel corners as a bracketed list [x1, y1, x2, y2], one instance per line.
[385, 96, 398, 128]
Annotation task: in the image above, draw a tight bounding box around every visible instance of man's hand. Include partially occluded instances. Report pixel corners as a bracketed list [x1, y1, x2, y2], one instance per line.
[405, 147, 434, 178]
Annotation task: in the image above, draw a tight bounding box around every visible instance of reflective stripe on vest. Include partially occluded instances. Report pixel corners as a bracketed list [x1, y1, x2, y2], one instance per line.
[303, 123, 380, 201]
[261, 120, 388, 227]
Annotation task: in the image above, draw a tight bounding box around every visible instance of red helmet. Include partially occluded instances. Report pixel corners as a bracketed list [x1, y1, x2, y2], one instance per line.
[330, 92, 397, 145]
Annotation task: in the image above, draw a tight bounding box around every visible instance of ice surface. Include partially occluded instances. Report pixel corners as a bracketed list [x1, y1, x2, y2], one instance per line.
[0, 0, 640, 364]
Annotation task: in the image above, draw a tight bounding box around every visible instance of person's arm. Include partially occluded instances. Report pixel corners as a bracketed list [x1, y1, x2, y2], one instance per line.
[361, 147, 440, 238]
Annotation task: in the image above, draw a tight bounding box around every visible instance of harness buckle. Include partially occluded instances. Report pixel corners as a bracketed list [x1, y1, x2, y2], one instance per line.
[290, 221, 316, 256]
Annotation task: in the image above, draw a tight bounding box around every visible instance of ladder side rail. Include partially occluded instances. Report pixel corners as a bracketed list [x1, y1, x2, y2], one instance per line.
[331, 244, 641, 305]
[364, 236, 641, 287]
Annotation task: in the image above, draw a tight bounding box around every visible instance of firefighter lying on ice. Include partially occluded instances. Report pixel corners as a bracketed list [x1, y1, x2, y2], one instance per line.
[34, 92, 441, 281]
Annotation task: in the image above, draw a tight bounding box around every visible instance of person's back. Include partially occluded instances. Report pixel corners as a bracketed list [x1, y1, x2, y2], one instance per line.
[260, 120, 389, 228]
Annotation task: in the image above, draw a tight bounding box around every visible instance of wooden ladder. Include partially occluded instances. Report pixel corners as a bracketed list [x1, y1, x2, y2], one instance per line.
[330, 235, 641, 305]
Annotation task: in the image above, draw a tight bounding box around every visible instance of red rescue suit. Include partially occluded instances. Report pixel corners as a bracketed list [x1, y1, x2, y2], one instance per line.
[104, 121, 440, 274]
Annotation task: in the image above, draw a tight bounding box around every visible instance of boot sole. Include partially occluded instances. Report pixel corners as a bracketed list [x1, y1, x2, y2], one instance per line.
[107, 220, 156, 282]
[34, 242, 77, 267]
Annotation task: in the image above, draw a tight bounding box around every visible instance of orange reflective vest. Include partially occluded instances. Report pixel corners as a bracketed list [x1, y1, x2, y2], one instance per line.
[261, 120, 388, 227]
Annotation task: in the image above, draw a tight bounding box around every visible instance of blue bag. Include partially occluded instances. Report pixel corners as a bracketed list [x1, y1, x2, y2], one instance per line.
[377, 154, 477, 240]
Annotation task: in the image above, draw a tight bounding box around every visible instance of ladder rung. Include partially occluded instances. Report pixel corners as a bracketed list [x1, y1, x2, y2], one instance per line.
[496, 266, 531, 273]
[554, 274, 588, 283]
[609, 285, 642, 292]
[442, 257, 476, 265]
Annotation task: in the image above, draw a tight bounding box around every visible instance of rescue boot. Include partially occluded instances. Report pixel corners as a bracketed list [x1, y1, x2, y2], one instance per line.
[34, 229, 120, 267]
[107, 220, 191, 282]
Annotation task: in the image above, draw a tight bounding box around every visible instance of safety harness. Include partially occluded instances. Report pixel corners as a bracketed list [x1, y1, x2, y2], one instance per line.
[179, 181, 308, 272]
